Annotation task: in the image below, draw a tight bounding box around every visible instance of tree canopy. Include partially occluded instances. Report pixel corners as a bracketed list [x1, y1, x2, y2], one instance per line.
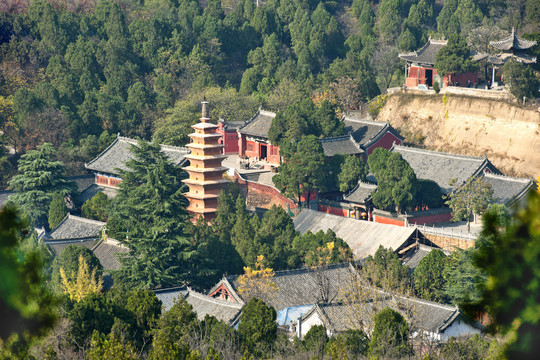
[435, 34, 477, 77]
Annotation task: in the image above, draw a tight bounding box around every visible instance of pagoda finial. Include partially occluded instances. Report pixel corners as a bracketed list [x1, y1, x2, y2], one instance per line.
[201, 99, 209, 119]
[511, 27, 515, 38]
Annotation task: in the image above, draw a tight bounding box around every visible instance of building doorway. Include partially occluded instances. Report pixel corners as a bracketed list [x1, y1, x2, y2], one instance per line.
[425, 69, 433, 87]
[260, 144, 267, 160]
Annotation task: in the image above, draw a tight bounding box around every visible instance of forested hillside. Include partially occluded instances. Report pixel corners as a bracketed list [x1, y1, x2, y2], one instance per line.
[0, 0, 538, 186]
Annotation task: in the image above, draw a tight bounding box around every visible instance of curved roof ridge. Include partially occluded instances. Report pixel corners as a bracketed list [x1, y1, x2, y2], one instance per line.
[343, 117, 386, 126]
[66, 213, 107, 226]
[259, 109, 277, 117]
[187, 289, 244, 308]
[320, 134, 354, 142]
[85, 136, 120, 168]
[160, 143, 190, 153]
[393, 145, 484, 162]
[483, 172, 533, 183]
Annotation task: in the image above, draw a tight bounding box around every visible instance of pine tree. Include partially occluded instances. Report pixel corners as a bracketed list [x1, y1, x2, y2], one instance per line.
[107, 140, 193, 289]
[8, 143, 75, 227]
[338, 155, 367, 193]
[48, 192, 67, 230]
[413, 249, 448, 302]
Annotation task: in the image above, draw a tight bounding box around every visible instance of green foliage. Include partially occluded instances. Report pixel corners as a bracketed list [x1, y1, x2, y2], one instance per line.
[338, 155, 367, 193]
[0, 206, 56, 358]
[273, 135, 327, 203]
[368, 148, 418, 213]
[50, 244, 103, 294]
[107, 140, 196, 289]
[364, 246, 412, 292]
[413, 249, 448, 302]
[47, 192, 67, 230]
[81, 192, 111, 222]
[443, 248, 486, 306]
[503, 59, 539, 100]
[292, 229, 353, 267]
[444, 176, 493, 232]
[484, 203, 511, 228]
[416, 179, 443, 208]
[87, 331, 138, 360]
[303, 325, 328, 357]
[8, 143, 76, 227]
[433, 81, 440, 93]
[368, 308, 413, 359]
[465, 191, 540, 358]
[238, 298, 277, 357]
[435, 34, 478, 77]
[439, 334, 491, 360]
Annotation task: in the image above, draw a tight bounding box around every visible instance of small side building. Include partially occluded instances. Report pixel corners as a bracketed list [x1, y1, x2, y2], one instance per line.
[343, 117, 404, 161]
[399, 38, 478, 88]
[238, 110, 281, 165]
[217, 119, 244, 155]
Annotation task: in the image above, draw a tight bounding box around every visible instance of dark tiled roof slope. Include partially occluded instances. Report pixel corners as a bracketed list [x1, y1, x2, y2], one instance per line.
[219, 119, 245, 131]
[344, 181, 377, 204]
[86, 136, 190, 175]
[228, 263, 356, 311]
[343, 118, 403, 148]
[238, 110, 276, 138]
[403, 245, 447, 270]
[320, 135, 363, 157]
[49, 214, 106, 241]
[69, 174, 95, 193]
[44, 239, 99, 256]
[92, 240, 129, 270]
[306, 291, 469, 335]
[154, 287, 188, 312]
[185, 290, 243, 324]
[490, 31, 537, 51]
[483, 173, 536, 206]
[399, 39, 448, 65]
[392, 145, 501, 194]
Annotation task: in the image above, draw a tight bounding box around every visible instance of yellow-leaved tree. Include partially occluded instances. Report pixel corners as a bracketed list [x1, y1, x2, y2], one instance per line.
[237, 255, 279, 303]
[60, 255, 103, 302]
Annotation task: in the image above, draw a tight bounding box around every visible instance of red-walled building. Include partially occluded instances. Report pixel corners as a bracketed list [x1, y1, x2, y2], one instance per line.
[238, 109, 281, 165]
[342, 117, 404, 162]
[217, 119, 243, 155]
[399, 39, 478, 88]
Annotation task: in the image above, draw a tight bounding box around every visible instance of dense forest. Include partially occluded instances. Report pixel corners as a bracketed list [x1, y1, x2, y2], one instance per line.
[1, 0, 539, 186]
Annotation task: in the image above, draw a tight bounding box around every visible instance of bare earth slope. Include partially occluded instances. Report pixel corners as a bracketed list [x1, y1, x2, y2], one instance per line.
[377, 93, 540, 177]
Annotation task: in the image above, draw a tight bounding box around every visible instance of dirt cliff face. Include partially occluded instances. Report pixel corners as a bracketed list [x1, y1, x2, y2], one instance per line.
[377, 93, 540, 178]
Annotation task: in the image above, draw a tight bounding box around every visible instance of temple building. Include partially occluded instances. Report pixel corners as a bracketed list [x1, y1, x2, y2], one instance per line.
[399, 38, 479, 88]
[488, 28, 537, 84]
[238, 109, 281, 166]
[182, 102, 228, 221]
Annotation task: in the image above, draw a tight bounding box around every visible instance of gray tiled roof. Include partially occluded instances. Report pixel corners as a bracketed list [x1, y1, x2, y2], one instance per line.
[154, 287, 188, 312]
[399, 39, 448, 65]
[343, 118, 403, 148]
[344, 181, 377, 204]
[392, 145, 500, 194]
[49, 214, 106, 241]
[490, 30, 537, 51]
[185, 289, 243, 324]
[238, 110, 276, 138]
[225, 263, 357, 311]
[403, 245, 447, 270]
[69, 174, 95, 193]
[320, 135, 364, 157]
[85, 136, 190, 175]
[92, 240, 129, 270]
[306, 292, 467, 335]
[242, 171, 277, 187]
[219, 119, 245, 131]
[294, 209, 417, 259]
[79, 184, 118, 204]
[44, 239, 99, 256]
[483, 173, 536, 206]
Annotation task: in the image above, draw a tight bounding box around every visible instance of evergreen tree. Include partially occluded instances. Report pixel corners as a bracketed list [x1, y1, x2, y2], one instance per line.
[81, 191, 110, 222]
[107, 140, 194, 289]
[435, 34, 477, 77]
[50, 244, 103, 294]
[413, 249, 448, 302]
[443, 248, 486, 306]
[368, 308, 413, 359]
[363, 246, 412, 292]
[503, 58, 539, 100]
[8, 143, 76, 227]
[338, 155, 367, 193]
[368, 148, 418, 213]
[238, 298, 277, 357]
[48, 192, 67, 229]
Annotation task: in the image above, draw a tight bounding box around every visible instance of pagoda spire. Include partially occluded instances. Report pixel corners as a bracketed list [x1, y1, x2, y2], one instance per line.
[182, 101, 228, 222]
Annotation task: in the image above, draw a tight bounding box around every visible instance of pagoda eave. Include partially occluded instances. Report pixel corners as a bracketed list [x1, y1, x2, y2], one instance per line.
[184, 193, 220, 200]
[182, 179, 229, 186]
[186, 206, 218, 214]
[184, 154, 228, 161]
[186, 143, 225, 150]
[183, 166, 228, 173]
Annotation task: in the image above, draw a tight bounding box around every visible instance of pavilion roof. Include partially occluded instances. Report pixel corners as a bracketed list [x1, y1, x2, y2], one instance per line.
[320, 135, 364, 157]
[398, 39, 448, 66]
[482, 173, 536, 206]
[343, 181, 377, 204]
[238, 109, 276, 138]
[490, 28, 537, 51]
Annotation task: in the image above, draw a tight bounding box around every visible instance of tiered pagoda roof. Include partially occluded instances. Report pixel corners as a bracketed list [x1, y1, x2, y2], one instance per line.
[182, 102, 228, 220]
[490, 28, 537, 51]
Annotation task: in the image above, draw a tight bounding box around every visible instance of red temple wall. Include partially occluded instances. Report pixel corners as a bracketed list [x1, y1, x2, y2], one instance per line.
[217, 128, 239, 154]
[365, 132, 403, 160]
